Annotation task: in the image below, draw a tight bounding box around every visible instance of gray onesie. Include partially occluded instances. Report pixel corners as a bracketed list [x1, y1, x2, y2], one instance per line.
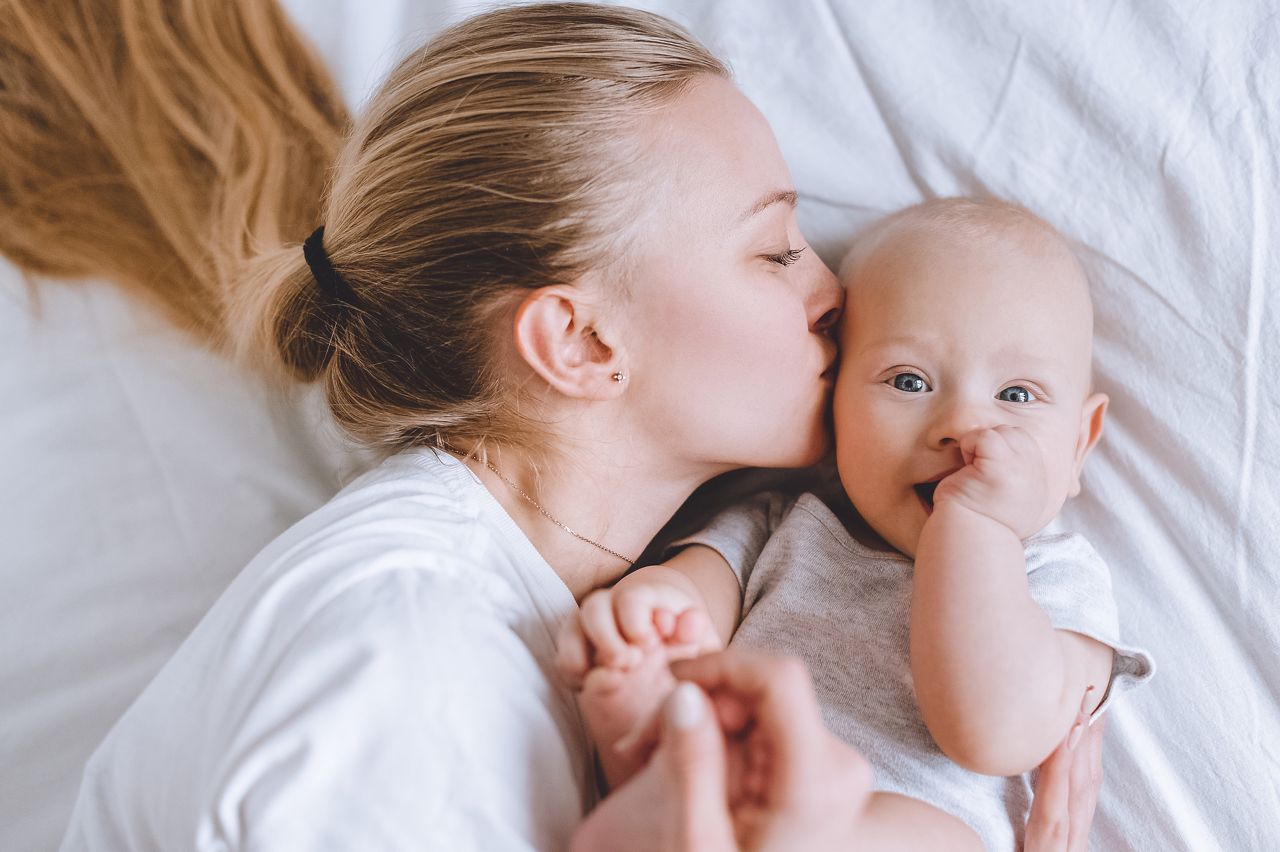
[674, 490, 1154, 851]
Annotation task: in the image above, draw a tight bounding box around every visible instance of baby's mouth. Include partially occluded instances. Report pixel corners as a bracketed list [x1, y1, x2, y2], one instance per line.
[913, 481, 940, 513]
[913, 468, 961, 514]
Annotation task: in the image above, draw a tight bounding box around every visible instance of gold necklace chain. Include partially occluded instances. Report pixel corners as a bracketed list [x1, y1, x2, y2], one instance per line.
[482, 460, 637, 566]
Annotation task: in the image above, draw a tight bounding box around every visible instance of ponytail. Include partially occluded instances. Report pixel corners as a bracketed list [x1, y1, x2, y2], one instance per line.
[0, 0, 348, 349]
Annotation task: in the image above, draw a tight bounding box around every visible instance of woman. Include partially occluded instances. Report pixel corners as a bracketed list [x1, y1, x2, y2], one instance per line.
[0, 2, 1100, 848]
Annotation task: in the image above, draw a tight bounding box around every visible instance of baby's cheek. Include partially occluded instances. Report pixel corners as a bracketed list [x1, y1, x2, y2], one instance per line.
[1038, 445, 1080, 514]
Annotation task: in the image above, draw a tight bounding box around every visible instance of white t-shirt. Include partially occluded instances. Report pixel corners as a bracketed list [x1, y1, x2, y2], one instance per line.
[60, 449, 594, 852]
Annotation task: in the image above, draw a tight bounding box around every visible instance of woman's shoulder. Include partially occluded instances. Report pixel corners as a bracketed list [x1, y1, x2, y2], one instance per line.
[71, 459, 582, 850]
[326, 446, 489, 530]
[245, 447, 562, 627]
[260, 449, 500, 577]
[84, 448, 573, 787]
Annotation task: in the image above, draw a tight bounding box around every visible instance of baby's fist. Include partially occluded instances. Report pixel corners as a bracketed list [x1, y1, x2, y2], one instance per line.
[555, 570, 722, 690]
[931, 425, 1048, 538]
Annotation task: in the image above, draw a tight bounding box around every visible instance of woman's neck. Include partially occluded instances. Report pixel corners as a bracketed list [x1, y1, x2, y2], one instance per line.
[462, 445, 710, 601]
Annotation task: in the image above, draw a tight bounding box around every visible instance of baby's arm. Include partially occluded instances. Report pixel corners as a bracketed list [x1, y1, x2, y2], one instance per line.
[910, 426, 1113, 777]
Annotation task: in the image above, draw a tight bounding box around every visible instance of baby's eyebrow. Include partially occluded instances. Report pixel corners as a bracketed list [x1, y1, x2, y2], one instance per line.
[851, 335, 927, 358]
[993, 347, 1065, 372]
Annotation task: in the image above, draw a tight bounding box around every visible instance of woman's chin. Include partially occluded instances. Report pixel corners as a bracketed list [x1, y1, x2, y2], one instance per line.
[771, 430, 832, 470]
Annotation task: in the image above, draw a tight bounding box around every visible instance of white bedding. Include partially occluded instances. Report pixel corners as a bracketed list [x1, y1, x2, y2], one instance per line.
[2, 1, 1275, 849]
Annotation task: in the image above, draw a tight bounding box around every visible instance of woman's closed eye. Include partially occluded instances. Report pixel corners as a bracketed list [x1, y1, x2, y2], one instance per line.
[764, 246, 805, 267]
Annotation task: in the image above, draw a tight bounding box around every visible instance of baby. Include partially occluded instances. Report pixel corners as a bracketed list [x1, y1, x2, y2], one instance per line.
[558, 197, 1155, 849]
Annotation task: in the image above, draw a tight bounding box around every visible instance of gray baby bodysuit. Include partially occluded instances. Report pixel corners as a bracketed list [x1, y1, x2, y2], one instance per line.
[674, 491, 1154, 851]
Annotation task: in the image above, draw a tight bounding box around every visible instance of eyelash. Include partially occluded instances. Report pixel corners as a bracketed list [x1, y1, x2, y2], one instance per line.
[765, 247, 805, 267]
[885, 373, 1044, 403]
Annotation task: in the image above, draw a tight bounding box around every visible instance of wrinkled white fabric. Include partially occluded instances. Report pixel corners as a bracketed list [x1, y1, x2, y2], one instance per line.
[4, 2, 1276, 850]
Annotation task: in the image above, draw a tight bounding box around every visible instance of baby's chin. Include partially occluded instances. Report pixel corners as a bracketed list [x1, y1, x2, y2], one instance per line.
[841, 506, 910, 557]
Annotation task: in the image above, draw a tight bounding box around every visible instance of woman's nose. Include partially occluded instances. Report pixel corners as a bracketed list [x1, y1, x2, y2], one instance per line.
[805, 258, 843, 334]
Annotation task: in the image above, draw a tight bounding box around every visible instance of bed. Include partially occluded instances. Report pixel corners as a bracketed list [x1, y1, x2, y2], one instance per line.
[2, 1, 1275, 849]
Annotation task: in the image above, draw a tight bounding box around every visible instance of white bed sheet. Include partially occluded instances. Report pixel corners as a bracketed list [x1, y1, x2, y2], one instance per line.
[2, 1, 1276, 849]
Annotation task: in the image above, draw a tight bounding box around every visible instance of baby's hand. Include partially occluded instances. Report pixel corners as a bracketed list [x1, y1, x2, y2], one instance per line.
[931, 425, 1048, 538]
[555, 568, 722, 790]
[555, 569, 723, 691]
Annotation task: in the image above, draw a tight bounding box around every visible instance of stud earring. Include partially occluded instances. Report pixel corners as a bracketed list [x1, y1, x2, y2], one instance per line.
[611, 371, 626, 383]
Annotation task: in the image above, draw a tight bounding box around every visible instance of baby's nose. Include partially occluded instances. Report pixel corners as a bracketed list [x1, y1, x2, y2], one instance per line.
[927, 401, 996, 448]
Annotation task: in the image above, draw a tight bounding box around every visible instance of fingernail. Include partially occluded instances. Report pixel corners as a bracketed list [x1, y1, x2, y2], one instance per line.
[667, 682, 704, 730]
[1067, 722, 1084, 750]
[1080, 685, 1096, 717]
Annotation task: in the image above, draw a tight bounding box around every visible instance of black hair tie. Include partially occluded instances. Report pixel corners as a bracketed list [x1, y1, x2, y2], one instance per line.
[303, 226, 360, 307]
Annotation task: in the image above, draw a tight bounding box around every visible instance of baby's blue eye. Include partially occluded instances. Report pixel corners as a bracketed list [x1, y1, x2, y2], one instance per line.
[998, 386, 1033, 403]
[891, 373, 929, 393]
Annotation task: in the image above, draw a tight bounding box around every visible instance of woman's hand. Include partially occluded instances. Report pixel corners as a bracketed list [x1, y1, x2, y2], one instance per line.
[1026, 689, 1107, 851]
[571, 649, 874, 852]
[670, 651, 874, 850]
[570, 679, 736, 852]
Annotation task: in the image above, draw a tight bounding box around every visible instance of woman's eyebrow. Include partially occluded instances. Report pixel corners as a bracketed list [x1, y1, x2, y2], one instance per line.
[738, 189, 797, 223]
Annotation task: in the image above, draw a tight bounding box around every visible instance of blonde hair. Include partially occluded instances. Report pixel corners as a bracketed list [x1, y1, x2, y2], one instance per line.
[0, 2, 726, 455]
[0, 0, 347, 341]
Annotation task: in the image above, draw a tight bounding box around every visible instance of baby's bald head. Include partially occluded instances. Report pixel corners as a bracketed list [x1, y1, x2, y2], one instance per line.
[840, 197, 1096, 389]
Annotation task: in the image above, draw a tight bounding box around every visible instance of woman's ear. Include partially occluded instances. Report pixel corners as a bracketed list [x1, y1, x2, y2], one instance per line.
[1067, 392, 1109, 497]
[513, 286, 627, 400]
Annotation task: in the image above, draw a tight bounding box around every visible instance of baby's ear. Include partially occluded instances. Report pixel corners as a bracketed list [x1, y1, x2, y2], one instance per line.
[1068, 393, 1109, 497]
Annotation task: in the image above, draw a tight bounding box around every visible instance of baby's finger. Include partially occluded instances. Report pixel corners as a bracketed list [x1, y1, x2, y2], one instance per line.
[653, 607, 677, 639]
[615, 589, 661, 646]
[580, 591, 638, 669]
[961, 427, 1012, 463]
[992, 424, 1040, 458]
[581, 664, 627, 695]
[672, 607, 718, 652]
